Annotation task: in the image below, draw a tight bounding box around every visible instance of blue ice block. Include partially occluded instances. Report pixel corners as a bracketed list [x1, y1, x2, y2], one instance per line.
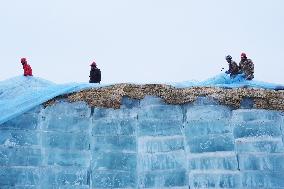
[138, 136, 184, 153]
[138, 151, 186, 171]
[0, 167, 40, 186]
[43, 132, 90, 150]
[92, 136, 136, 152]
[238, 153, 284, 171]
[138, 120, 183, 136]
[189, 171, 241, 188]
[40, 167, 89, 187]
[92, 171, 136, 188]
[235, 137, 284, 153]
[241, 171, 284, 188]
[139, 105, 183, 121]
[0, 147, 41, 166]
[233, 120, 282, 138]
[138, 169, 187, 188]
[185, 119, 231, 137]
[186, 134, 235, 153]
[46, 149, 90, 167]
[92, 152, 136, 172]
[188, 152, 238, 170]
[0, 130, 40, 146]
[0, 110, 39, 131]
[185, 105, 232, 121]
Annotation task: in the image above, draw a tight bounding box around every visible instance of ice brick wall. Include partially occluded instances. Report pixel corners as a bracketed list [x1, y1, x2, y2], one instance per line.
[1, 96, 284, 188]
[40, 102, 91, 188]
[137, 97, 187, 188]
[91, 98, 138, 188]
[0, 107, 42, 188]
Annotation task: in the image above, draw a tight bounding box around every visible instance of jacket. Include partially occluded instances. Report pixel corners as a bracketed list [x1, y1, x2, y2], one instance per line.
[226, 60, 239, 76]
[239, 59, 254, 80]
[89, 67, 101, 83]
[23, 63, 33, 76]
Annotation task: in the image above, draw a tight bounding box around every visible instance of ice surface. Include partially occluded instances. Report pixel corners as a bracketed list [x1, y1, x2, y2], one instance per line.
[0, 147, 42, 166]
[189, 170, 241, 188]
[185, 105, 232, 121]
[1, 74, 284, 188]
[138, 170, 187, 188]
[92, 171, 136, 188]
[138, 136, 184, 153]
[188, 152, 238, 170]
[238, 153, 284, 171]
[1, 95, 284, 188]
[0, 167, 40, 186]
[241, 171, 284, 188]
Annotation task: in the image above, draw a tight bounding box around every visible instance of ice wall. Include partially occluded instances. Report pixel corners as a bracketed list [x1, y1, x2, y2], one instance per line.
[1, 96, 284, 188]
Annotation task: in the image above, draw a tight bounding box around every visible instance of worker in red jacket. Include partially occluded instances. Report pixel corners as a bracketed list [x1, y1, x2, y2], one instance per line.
[21, 58, 33, 76]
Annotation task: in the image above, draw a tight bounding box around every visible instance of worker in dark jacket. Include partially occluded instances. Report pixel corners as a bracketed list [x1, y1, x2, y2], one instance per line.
[89, 62, 101, 83]
[239, 53, 254, 80]
[225, 55, 239, 78]
[21, 58, 33, 76]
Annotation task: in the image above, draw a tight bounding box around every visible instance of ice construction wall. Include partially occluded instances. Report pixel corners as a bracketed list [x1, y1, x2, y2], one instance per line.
[1, 96, 284, 189]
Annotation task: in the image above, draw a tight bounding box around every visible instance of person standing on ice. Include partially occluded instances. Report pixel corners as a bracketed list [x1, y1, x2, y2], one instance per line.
[239, 53, 254, 80]
[89, 61, 101, 83]
[21, 58, 33, 76]
[225, 55, 239, 78]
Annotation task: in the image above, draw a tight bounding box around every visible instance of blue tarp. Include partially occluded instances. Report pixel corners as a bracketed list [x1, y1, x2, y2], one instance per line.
[172, 73, 284, 89]
[0, 76, 98, 125]
[0, 74, 283, 125]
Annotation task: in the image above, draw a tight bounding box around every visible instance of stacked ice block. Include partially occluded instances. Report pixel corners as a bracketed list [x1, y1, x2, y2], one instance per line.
[1, 96, 284, 188]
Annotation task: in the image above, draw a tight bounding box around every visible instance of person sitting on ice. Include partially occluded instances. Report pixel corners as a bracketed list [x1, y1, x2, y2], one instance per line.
[89, 61, 101, 83]
[225, 55, 239, 78]
[239, 52, 254, 80]
[21, 58, 33, 76]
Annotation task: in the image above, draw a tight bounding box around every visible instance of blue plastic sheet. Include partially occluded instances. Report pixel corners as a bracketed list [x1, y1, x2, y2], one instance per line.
[0, 76, 97, 125]
[172, 73, 284, 89]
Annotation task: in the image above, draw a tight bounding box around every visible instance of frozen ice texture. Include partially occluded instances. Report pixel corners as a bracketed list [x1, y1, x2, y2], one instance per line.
[1, 96, 284, 188]
[1, 75, 284, 188]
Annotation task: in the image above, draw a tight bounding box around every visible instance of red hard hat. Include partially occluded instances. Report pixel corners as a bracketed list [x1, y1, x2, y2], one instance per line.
[90, 62, 97, 67]
[21, 58, 27, 63]
[241, 53, 247, 57]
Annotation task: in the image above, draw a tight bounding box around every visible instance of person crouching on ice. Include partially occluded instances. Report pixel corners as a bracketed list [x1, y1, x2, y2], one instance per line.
[225, 55, 239, 78]
[239, 53, 254, 80]
[21, 58, 33, 76]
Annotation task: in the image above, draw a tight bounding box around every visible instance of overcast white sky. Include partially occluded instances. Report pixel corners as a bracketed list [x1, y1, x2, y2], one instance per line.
[0, 0, 284, 84]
